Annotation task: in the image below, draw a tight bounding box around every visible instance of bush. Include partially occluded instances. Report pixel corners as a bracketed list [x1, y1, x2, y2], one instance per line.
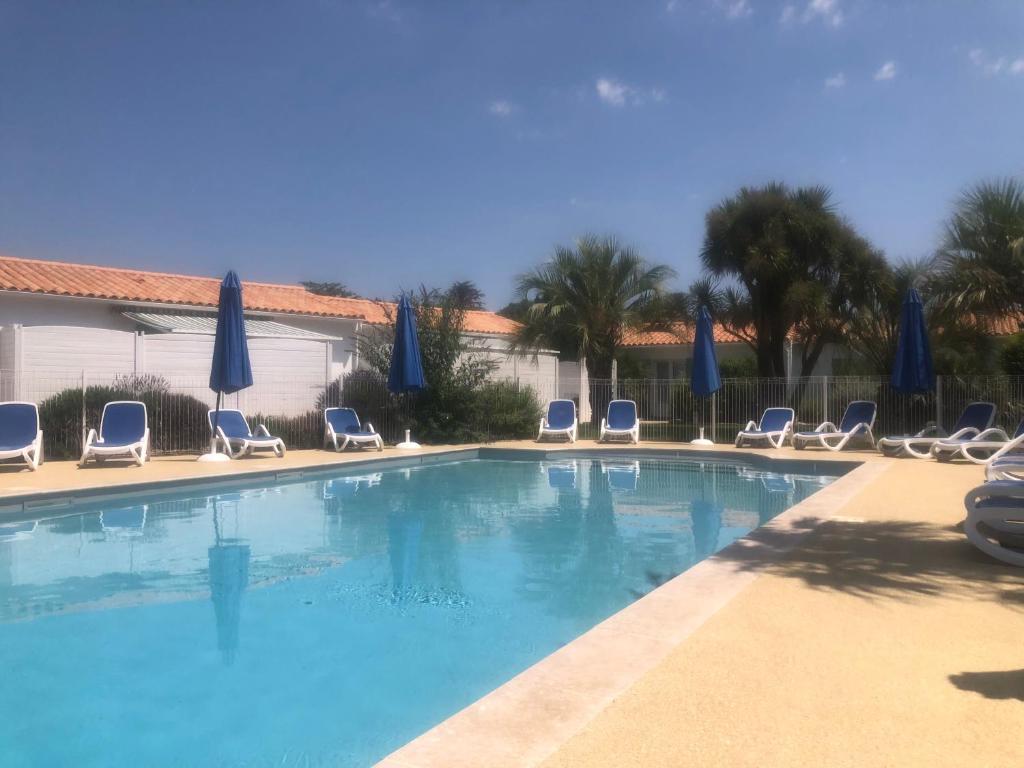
[472, 381, 542, 441]
[38, 381, 210, 458]
[1000, 333, 1024, 375]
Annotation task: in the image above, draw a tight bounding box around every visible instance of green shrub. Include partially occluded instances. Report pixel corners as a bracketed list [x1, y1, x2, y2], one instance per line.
[1000, 333, 1024, 375]
[471, 381, 542, 441]
[38, 381, 210, 458]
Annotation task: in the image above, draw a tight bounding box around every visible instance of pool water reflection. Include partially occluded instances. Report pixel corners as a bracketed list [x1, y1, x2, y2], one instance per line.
[0, 457, 836, 767]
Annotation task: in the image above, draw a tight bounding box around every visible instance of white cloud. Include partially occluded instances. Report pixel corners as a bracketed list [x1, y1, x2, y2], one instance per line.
[824, 72, 846, 89]
[366, 0, 402, 24]
[874, 60, 897, 81]
[488, 100, 515, 117]
[969, 48, 1024, 77]
[783, 0, 842, 28]
[714, 0, 753, 19]
[596, 78, 629, 107]
[595, 78, 667, 108]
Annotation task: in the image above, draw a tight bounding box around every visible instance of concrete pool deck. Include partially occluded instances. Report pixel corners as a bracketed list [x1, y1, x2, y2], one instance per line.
[1, 443, 1020, 767]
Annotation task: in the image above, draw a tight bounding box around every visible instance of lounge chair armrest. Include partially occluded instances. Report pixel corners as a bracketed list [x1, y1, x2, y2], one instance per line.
[816, 421, 838, 433]
[84, 428, 98, 446]
[975, 427, 1009, 442]
[987, 432, 1024, 463]
[365, 422, 377, 434]
[948, 426, 981, 441]
[743, 420, 757, 431]
[255, 423, 272, 437]
[601, 418, 607, 430]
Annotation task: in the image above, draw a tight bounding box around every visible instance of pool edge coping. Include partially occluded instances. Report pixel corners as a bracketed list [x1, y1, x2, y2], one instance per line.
[376, 457, 891, 768]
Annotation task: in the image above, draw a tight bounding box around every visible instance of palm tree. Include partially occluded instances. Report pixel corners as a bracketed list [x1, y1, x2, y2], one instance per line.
[934, 178, 1024, 321]
[512, 235, 675, 378]
[446, 280, 486, 311]
[701, 182, 884, 377]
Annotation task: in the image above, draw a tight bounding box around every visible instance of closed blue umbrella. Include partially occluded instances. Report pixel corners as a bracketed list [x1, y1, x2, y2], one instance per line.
[691, 306, 721, 445]
[891, 288, 934, 394]
[388, 295, 426, 394]
[203, 271, 253, 460]
[691, 306, 722, 397]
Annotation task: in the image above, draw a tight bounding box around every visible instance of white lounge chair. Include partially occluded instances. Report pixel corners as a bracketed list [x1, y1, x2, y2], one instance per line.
[735, 407, 794, 449]
[80, 401, 149, 467]
[963, 481, 1024, 567]
[603, 460, 640, 492]
[931, 418, 1024, 465]
[986, 457, 1024, 482]
[792, 401, 876, 452]
[208, 409, 286, 459]
[599, 400, 640, 444]
[0, 401, 43, 471]
[537, 399, 577, 443]
[324, 407, 383, 452]
[877, 401, 996, 459]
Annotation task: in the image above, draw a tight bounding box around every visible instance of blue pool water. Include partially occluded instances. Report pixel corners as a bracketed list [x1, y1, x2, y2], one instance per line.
[0, 455, 838, 767]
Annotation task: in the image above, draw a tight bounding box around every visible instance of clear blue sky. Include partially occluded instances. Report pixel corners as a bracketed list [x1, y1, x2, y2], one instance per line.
[1, 1, 1022, 309]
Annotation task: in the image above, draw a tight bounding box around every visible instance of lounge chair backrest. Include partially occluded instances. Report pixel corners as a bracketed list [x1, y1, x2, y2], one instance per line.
[0, 402, 39, 447]
[759, 408, 794, 433]
[607, 400, 638, 430]
[545, 400, 576, 430]
[209, 409, 252, 439]
[326, 407, 362, 434]
[1014, 419, 1024, 440]
[839, 401, 877, 434]
[953, 402, 996, 433]
[101, 505, 147, 531]
[100, 401, 147, 444]
[547, 465, 576, 489]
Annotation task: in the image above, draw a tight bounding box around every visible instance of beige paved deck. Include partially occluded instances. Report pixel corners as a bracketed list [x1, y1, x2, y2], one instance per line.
[538, 454, 1024, 768]
[2, 443, 1020, 767]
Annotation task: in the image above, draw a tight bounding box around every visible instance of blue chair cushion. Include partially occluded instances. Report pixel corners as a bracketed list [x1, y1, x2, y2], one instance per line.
[0, 403, 38, 449]
[100, 402, 147, 445]
[211, 410, 253, 439]
[758, 408, 793, 433]
[607, 401, 637, 430]
[953, 403, 996, 432]
[838, 401, 876, 434]
[545, 400, 576, 430]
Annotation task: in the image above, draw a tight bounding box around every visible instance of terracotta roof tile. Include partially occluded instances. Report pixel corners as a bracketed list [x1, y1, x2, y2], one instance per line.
[621, 322, 744, 346]
[0, 254, 520, 336]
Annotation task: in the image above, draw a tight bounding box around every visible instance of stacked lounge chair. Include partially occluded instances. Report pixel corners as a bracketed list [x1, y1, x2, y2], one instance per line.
[876, 401, 996, 459]
[931, 418, 1024, 464]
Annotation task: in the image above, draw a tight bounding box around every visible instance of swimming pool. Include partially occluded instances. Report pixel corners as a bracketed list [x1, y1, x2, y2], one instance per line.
[0, 454, 840, 767]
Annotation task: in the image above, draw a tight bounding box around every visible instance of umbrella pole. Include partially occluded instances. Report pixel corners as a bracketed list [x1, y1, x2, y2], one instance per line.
[199, 391, 231, 462]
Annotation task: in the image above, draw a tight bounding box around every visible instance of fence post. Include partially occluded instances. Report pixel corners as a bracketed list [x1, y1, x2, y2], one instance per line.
[81, 370, 87, 453]
[711, 391, 717, 443]
[936, 375, 943, 429]
[822, 375, 828, 426]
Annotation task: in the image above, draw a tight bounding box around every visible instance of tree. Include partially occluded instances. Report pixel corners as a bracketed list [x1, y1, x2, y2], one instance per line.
[300, 281, 359, 298]
[446, 280, 486, 310]
[933, 178, 1024, 321]
[512, 235, 675, 378]
[843, 257, 993, 375]
[701, 183, 884, 377]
